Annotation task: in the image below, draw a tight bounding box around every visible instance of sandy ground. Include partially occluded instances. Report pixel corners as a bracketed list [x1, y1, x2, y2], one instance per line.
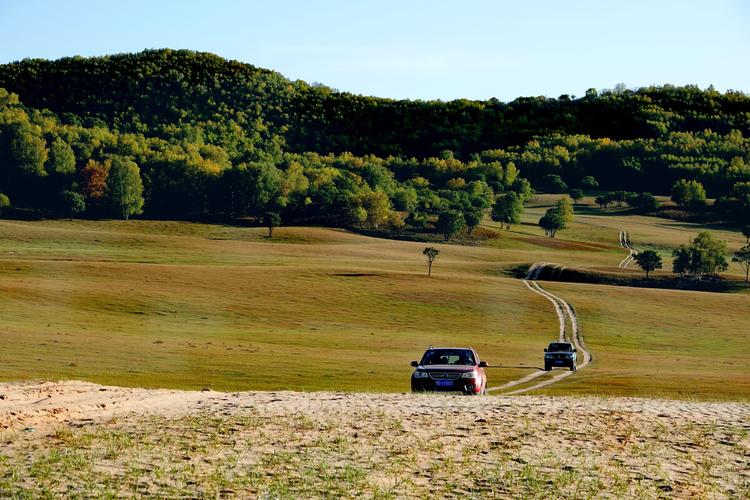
[1, 381, 748, 497]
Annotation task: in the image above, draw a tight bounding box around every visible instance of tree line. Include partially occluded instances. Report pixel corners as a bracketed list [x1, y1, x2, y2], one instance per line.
[0, 49, 748, 225]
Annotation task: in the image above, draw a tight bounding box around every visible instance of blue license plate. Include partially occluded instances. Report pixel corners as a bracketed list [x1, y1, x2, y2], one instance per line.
[436, 380, 453, 387]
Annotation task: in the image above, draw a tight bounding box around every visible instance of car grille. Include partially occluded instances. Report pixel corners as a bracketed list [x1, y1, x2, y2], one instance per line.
[550, 354, 570, 359]
[428, 372, 462, 380]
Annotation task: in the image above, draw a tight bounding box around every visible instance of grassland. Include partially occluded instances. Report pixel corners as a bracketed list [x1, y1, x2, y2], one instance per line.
[1, 198, 748, 399]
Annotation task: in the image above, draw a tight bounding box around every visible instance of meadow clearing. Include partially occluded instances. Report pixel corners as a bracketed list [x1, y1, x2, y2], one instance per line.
[1, 197, 748, 399]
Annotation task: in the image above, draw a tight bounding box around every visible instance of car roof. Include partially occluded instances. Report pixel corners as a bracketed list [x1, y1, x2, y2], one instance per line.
[424, 347, 475, 351]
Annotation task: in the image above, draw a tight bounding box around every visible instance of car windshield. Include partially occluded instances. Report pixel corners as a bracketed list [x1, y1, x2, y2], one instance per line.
[420, 349, 475, 366]
[548, 343, 573, 352]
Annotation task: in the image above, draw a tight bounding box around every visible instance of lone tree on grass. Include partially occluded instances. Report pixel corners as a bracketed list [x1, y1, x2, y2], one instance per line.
[743, 226, 750, 244]
[263, 211, 281, 237]
[492, 192, 524, 230]
[423, 247, 440, 277]
[671, 179, 706, 209]
[539, 196, 574, 237]
[436, 210, 465, 241]
[732, 245, 750, 283]
[569, 189, 584, 205]
[634, 250, 662, 279]
[672, 231, 729, 279]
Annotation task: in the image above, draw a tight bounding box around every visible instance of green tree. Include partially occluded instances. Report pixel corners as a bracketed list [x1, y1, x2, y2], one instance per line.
[671, 179, 706, 209]
[630, 192, 660, 212]
[107, 157, 144, 220]
[555, 196, 574, 225]
[595, 195, 608, 209]
[387, 211, 406, 235]
[435, 210, 465, 241]
[423, 247, 440, 276]
[491, 192, 523, 230]
[47, 137, 76, 175]
[58, 190, 85, 218]
[581, 176, 599, 189]
[510, 178, 534, 201]
[743, 226, 750, 244]
[732, 245, 750, 283]
[542, 174, 567, 193]
[0, 192, 9, 214]
[633, 250, 662, 278]
[672, 232, 729, 278]
[350, 205, 367, 228]
[263, 211, 281, 237]
[464, 208, 482, 236]
[9, 124, 48, 176]
[569, 189, 584, 205]
[539, 210, 563, 237]
[358, 190, 391, 229]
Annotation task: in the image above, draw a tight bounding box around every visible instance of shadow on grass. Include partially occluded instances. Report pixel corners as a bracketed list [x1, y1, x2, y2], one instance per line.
[505, 263, 749, 294]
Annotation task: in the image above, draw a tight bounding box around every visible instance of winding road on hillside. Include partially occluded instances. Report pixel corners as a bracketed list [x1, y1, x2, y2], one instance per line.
[618, 229, 638, 268]
[487, 273, 592, 395]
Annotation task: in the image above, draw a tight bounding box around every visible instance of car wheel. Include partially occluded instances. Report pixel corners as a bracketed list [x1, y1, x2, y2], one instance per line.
[544, 363, 551, 371]
[570, 364, 576, 371]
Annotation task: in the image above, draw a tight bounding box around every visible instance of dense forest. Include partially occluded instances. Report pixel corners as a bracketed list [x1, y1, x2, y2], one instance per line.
[0, 49, 748, 227]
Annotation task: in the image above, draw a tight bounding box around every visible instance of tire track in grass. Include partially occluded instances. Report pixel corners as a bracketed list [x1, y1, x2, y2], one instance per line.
[487, 277, 591, 395]
[618, 229, 638, 268]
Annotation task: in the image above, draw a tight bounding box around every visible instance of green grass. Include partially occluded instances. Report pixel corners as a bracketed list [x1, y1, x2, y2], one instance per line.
[0, 207, 748, 399]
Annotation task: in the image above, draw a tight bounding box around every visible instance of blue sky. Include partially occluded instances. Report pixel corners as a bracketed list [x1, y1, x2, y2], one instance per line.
[0, 0, 747, 101]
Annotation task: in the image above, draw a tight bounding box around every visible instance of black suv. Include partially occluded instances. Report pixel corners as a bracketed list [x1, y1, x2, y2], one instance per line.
[410, 347, 487, 395]
[544, 342, 577, 371]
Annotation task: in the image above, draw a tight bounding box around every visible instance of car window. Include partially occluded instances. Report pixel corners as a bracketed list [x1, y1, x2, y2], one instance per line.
[421, 350, 475, 365]
[548, 343, 573, 351]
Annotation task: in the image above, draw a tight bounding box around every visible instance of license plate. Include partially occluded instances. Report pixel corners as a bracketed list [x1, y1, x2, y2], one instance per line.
[555, 360, 564, 364]
[436, 380, 453, 387]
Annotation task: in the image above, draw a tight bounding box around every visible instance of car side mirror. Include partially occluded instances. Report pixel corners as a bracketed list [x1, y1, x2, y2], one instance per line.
[410, 361, 419, 367]
[543, 348, 547, 352]
[478, 361, 487, 367]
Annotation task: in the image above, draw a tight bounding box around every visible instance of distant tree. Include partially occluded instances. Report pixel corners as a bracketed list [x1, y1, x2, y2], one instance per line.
[539, 197, 574, 237]
[595, 195, 608, 209]
[58, 190, 85, 219]
[569, 189, 584, 205]
[630, 192, 660, 212]
[733, 245, 750, 283]
[556, 196, 574, 225]
[106, 157, 144, 220]
[672, 232, 729, 278]
[0, 193, 9, 214]
[392, 186, 418, 212]
[423, 247, 440, 277]
[263, 211, 281, 237]
[510, 177, 534, 201]
[491, 192, 523, 230]
[350, 206, 367, 228]
[9, 124, 48, 176]
[463, 208, 482, 237]
[359, 190, 391, 229]
[634, 250, 662, 279]
[435, 210, 465, 241]
[671, 179, 706, 209]
[743, 226, 750, 244]
[539, 210, 563, 237]
[46, 137, 76, 175]
[80, 159, 111, 202]
[733, 182, 750, 208]
[542, 174, 567, 193]
[581, 176, 599, 189]
[387, 211, 406, 234]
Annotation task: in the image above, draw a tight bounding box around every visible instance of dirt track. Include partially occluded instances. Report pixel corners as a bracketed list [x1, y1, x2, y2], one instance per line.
[618, 229, 638, 268]
[488, 277, 591, 395]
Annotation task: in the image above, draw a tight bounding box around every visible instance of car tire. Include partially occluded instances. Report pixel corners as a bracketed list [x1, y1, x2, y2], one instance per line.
[544, 363, 551, 371]
[570, 364, 576, 372]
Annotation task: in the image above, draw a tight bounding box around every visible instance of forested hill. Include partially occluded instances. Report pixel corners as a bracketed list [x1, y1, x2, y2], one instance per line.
[1, 49, 748, 159]
[0, 49, 748, 224]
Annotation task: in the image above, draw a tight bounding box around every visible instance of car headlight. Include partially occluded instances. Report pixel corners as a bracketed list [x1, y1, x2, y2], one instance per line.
[413, 371, 429, 379]
[461, 370, 479, 379]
